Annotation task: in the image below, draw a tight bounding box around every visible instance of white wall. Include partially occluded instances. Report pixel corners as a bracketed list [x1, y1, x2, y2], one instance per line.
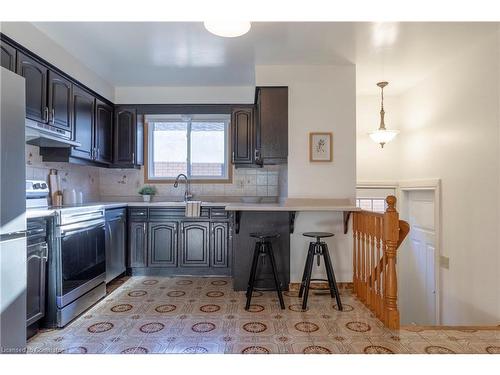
[0, 22, 114, 101]
[256, 65, 357, 282]
[115, 86, 254, 104]
[357, 31, 500, 325]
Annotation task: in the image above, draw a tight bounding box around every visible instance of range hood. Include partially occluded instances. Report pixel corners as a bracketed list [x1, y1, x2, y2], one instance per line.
[25, 119, 81, 148]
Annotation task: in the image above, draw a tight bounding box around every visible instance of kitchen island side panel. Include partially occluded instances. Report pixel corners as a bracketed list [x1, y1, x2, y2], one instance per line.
[232, 211, 290, 291]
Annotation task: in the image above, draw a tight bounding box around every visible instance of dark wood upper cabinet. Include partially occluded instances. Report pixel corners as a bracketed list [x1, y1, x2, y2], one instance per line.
[95, 99, 113, 164]
[231, 106, 255, 164]
[256, 87, 288, 164]
[17, 52, 48, 123]
[180, 222, 210, 267]
[71, 85, 95, 161]
[114, 106, 138, 166]
[48, 71, 72, 131]
[1, 41, 16, 72]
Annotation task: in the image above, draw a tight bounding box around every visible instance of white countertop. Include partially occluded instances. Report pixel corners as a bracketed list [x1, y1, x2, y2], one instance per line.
[25, 201, 228, 219]
[224, 199, 359, 212]
[26, 198, 359, 219]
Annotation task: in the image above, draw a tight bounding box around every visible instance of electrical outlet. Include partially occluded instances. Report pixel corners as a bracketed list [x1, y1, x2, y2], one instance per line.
[439, 255, 450, 269]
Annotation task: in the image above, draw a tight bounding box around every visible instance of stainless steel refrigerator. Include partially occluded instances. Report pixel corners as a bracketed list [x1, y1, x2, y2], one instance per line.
[0, 67, 27, 353]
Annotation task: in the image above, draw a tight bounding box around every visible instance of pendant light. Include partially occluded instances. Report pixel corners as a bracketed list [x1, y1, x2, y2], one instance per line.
[369, 81, 399, 148]
[204, 21, 251, 38]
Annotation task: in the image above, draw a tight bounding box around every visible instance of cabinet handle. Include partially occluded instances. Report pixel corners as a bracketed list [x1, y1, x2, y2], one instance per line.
[44, 107, 49, 123]
[254, 149, 259, 161]
[232, 151, 235, 163]
[41, 243, 48, 261]
[132, 152, 135, 164]
[96, 148, 100, 160]
[51, 108, 55, 125]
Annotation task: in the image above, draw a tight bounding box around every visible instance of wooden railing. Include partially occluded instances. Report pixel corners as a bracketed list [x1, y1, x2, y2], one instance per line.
[352, 196, 409, 329]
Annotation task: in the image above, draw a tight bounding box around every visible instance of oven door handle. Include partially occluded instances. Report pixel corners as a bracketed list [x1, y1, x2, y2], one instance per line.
[60, 221, 105, 236]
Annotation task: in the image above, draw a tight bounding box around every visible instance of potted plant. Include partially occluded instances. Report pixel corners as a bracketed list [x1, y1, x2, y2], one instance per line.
[138, 185, 157, 202]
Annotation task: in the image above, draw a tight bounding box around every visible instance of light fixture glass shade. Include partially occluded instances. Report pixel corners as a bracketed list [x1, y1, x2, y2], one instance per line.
[204, 21, 251, 37]
[368, 129, 400, 147]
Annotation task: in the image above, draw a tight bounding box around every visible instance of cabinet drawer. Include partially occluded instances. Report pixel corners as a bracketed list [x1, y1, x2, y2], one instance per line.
[149, 208, 185, 220]
[149, 207, 210, 220]
[210, 208, 229, 219]
[129, 208, 148, 221]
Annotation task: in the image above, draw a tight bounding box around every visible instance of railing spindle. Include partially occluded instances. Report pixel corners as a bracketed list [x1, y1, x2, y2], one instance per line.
[351, 196, 408, 330]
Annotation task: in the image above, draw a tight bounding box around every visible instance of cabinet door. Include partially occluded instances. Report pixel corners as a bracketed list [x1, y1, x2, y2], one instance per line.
[257, 87, 288, 164]
[26, 243, 47, 326]
[210, 222, 228, 268]
[114, 107, 136, 166]
[148, 222, 178, 267]
[70, 85, 95, 160]
[17, 52, 48, 123]
[48, 71, 72, 131]
[231, 107, 255, 164]
[95, 100, 113, 164]
[1, 41, 16, 72]
[180, 222, 209, 267]
[129, 222, 147, 268]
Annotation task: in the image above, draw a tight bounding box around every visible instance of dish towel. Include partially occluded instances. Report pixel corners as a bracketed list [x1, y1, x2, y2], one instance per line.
[185, 201, 201, 217]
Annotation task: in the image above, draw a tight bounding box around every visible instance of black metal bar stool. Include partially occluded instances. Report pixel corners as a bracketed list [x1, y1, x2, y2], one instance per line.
[299, 232, 343, 311]
[245, 232, 285, 310]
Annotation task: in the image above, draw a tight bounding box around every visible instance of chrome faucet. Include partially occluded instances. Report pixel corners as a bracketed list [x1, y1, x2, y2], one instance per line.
[173, 173, 193, 202]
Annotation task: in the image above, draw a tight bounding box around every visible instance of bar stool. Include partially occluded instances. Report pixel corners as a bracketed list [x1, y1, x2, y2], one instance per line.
[299, 232, 343, 311]
[245, 232, 285, 310]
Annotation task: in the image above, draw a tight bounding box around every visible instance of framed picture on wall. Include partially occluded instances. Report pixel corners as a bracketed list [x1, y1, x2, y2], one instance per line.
[309, 132, 333, 162]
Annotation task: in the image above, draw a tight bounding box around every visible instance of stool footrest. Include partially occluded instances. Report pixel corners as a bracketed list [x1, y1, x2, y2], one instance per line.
[299, 241, 343, 311]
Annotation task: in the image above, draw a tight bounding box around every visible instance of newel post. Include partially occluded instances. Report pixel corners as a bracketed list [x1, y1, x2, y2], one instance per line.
[383, 195, 400, 329]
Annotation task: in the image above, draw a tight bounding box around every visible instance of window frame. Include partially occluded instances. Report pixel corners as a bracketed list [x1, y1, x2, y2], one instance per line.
[144, 114, 232, 184]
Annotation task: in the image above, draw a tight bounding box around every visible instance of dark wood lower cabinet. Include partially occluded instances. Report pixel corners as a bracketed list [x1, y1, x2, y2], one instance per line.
[128, 222, 147, 268]
[180, 222, 210, 267]
[149, 222, 177, 267]
[128, 208, 231, 275]
[211, 222, 228, 267]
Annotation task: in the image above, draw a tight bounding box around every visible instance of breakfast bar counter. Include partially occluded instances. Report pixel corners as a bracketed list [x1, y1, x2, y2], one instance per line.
[228, 198, 359, 291]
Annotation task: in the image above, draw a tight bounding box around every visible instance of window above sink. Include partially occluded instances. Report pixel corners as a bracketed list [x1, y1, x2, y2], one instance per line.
[145, 114, 231, 183]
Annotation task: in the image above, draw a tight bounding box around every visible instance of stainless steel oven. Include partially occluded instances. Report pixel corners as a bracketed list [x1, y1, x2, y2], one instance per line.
[54, 207, 106, 326]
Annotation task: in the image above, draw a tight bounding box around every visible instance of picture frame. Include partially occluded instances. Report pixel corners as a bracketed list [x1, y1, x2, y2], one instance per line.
[309, 132, 333, 162]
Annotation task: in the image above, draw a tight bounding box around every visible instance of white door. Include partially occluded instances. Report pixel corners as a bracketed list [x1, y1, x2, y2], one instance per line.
[399, 190, 437, 325]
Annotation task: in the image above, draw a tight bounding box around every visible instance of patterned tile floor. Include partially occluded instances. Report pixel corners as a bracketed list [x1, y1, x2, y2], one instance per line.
[27, 276, 500, 354]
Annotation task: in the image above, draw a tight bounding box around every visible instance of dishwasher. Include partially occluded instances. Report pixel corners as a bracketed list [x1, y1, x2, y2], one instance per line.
[105, 208, 127, 283]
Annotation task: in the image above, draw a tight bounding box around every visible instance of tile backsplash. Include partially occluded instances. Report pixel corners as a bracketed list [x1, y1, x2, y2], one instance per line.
[99, 166, 284, 202]
[26, 144, 101, 203]
[26, 144, 287, 203]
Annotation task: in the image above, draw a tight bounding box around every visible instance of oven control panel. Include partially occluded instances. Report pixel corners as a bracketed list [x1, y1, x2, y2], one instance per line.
[26, 179, 50, 198]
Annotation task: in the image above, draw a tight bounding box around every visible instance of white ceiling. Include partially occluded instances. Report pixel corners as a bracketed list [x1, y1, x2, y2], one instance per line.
[32, 22, 498, 95]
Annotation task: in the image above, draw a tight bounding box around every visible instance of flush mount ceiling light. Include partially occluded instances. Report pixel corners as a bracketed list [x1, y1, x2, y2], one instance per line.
[369, 81, 400, 148]
[204, 21, 251, 38]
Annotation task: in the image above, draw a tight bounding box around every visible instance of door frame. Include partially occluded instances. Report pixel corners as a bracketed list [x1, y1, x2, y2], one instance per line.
[398, 178, 441, 325]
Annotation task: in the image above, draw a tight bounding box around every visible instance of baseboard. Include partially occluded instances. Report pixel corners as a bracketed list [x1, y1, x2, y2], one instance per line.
[402, 325, 500, 331]
[288, 281, 353, 292]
